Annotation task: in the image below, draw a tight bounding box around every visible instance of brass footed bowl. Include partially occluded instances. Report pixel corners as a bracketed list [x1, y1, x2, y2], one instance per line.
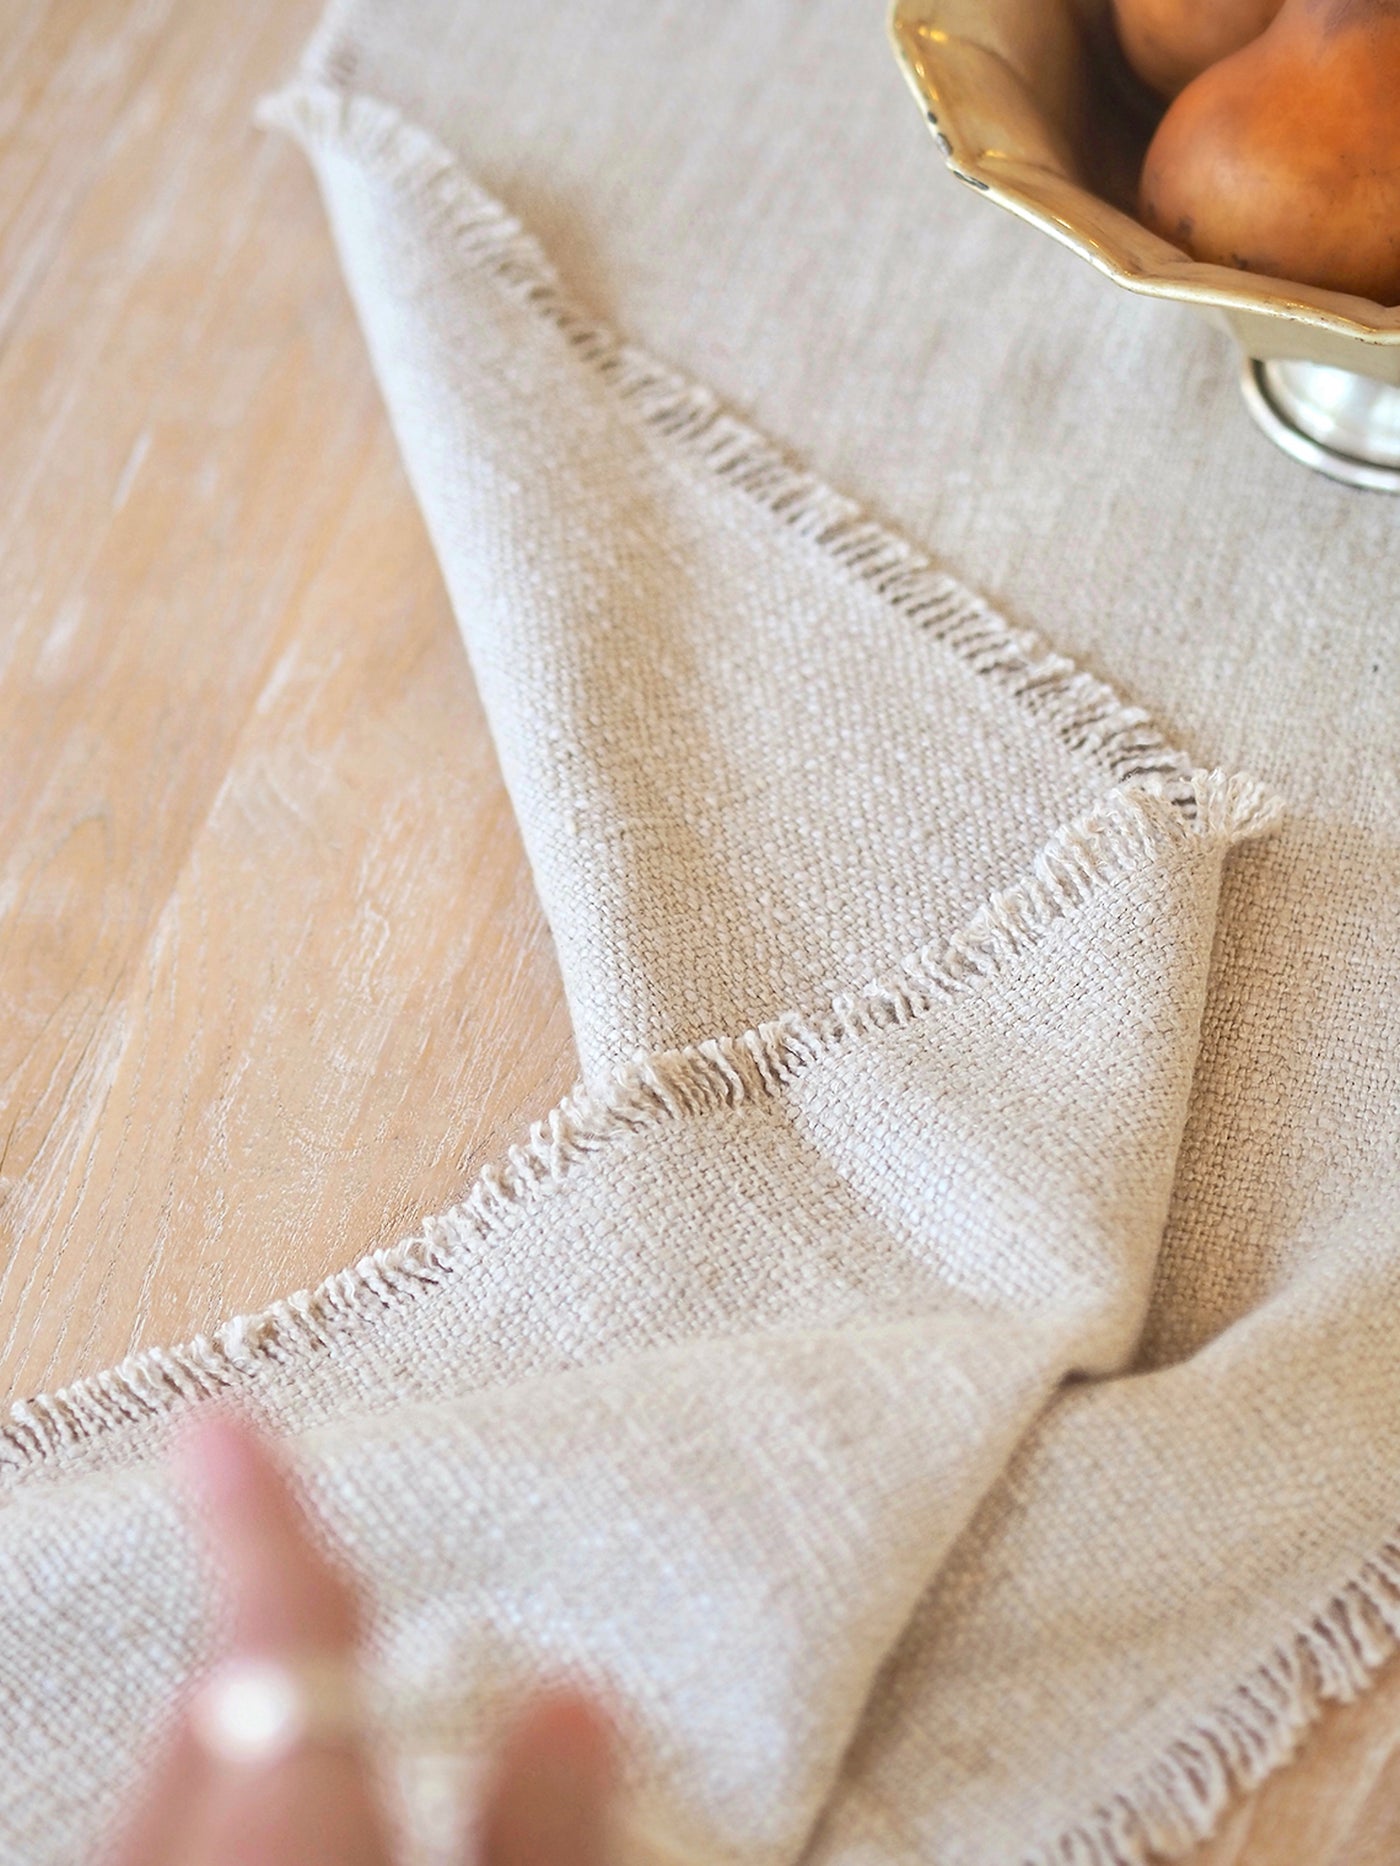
[888, 0, 1400, 490]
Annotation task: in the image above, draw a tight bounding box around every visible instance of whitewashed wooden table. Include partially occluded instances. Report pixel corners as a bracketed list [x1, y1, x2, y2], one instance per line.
[1, 3, 1396, 1858]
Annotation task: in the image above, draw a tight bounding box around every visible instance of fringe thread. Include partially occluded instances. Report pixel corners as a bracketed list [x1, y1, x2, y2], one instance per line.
[259, 81, 1196, 800]
[0, 775, 1274, 1475]
[1023, 1548, 1400, 1863]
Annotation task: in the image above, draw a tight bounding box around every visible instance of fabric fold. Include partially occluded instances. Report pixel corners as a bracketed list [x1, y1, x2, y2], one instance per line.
[255, 82, 1200, 1075]
[0, 774, 1271, 1866]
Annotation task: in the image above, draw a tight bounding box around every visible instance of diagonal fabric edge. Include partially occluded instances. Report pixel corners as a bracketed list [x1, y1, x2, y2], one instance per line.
[1025, 1539, 1400, 1866]
[256, 81, 1195, 805]
[0, 772, 1273, 1484]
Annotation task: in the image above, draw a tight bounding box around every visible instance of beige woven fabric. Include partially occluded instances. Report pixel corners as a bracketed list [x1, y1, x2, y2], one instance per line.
[3, 4, 1398, 1864]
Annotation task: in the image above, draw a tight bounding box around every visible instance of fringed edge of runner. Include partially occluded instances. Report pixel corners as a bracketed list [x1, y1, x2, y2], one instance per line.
[1022, 1554, 1400, 1864]
[0, 770, 1275, 1473]
[258, 80, 1196, 802]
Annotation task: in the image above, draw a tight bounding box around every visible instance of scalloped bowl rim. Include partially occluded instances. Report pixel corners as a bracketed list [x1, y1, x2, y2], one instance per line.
[889, 3, 1400, 349]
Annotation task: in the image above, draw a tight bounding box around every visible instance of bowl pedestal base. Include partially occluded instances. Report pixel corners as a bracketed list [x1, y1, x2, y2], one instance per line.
[1241, 358, 1400, 493]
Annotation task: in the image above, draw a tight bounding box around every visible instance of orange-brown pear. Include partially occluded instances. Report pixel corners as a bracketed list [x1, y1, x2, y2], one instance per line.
[1139, 0, 1400, 304]
[1113, 0, 1283, 96]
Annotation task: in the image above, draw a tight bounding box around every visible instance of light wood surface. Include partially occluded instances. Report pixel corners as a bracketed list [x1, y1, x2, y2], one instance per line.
[0, 0, 576, 1395]
[0, 2, 1395, 1859]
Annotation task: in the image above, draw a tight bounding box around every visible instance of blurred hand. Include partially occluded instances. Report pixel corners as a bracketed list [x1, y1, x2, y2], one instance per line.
[106, 1413, 615, 1866]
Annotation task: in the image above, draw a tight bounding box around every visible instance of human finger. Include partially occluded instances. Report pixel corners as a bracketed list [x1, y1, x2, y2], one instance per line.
[174, 1410, 394, 1866]
[475, 1690, 615, 1866]
[100, 1720, 211, 1866]
[178, 1408, 360, 1652]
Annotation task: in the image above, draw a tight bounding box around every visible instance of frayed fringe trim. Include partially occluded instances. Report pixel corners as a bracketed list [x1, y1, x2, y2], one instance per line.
[1025, 1549, 1400, 1865]
[258, 80, 1194, 800]
[0, 773, 1274, 1476]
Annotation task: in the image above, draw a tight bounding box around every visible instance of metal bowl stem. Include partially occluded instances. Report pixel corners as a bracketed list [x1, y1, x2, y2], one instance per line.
[1241, 360, 1400, 493]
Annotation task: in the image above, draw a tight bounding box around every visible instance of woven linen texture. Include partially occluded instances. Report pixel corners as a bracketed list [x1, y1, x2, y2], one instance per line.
[2, 3, 1397, 1863]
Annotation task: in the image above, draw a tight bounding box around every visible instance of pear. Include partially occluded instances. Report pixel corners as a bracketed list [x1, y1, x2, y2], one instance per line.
[1139, 0, 1400, 303]
[1113, 0, 1283, 96]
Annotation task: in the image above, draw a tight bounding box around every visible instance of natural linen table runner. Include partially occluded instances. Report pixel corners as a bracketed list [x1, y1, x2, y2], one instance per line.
[3, 4, 1398, 1865]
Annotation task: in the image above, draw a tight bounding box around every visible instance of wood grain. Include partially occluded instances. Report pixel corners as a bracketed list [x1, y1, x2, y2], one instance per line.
[0, 2, 1395, 1860]
[0, 0, 576, 1391]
